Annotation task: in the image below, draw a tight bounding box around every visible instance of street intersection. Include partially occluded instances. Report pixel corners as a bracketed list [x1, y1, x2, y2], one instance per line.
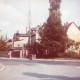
[0, 58, 80, 80]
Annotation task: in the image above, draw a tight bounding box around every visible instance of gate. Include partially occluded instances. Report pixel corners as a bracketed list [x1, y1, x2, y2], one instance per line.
[12, 51, 20, 58]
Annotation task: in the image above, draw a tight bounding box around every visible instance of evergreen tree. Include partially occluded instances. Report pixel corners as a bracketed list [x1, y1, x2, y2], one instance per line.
[40, 0, 68, 57]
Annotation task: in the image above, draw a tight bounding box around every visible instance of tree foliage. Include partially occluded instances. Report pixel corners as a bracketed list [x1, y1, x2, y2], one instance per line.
[39, 0, 69, 57]
[0, 38, 12, 51]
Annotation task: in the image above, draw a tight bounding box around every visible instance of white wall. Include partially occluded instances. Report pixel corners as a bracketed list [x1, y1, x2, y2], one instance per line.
[19, 37, 28, 43]
[14, 37, 29, 47]
[67, 23, 80, 42]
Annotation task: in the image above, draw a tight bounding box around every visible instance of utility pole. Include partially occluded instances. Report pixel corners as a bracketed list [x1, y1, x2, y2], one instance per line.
[28, 0, 31, 45]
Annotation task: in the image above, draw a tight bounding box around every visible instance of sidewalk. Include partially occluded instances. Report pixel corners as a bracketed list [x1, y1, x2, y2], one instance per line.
[0, 63, 5, 72]
[0, 57, 80, 62]
[53, 58, 80, 62]
[37, 58, 80, 63]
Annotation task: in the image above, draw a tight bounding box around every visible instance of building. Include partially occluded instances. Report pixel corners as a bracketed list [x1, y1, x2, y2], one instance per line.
[30, 26, 41, 45]
[7, 26, 41, 58]
[64, 22, 80, 42]
[10, 31, 30, 58]
[64, 22, 80, 54]
[13, 31, 29, 47]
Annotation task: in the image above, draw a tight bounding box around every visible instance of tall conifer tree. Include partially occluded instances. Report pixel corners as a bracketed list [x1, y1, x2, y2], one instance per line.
[40, 0, 68, 57]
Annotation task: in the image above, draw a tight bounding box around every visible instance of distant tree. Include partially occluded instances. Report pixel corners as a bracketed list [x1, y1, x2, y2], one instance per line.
[0, 38, 6, 51]
[0, 38, 12, 51]
[39, 0, 69, 57]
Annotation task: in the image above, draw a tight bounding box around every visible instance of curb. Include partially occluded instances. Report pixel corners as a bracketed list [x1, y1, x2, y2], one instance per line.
[36, 59, 80, 63]
[0, 63, 5, 72]
[0, 57, 80, 63]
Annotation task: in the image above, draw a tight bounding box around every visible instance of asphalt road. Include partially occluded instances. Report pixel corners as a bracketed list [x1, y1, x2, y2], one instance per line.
[0, 58, 80, 80]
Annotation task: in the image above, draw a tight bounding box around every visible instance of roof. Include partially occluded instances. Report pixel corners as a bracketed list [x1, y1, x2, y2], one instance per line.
[64, 22, 80, 31]
[64, 23, 72, 31]
[13, 26, 40, 39]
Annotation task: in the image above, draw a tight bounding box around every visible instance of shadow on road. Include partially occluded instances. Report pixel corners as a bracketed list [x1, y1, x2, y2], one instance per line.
[23, 72, 80, 80]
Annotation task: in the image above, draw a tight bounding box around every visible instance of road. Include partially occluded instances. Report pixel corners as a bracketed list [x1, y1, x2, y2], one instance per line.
[0, 58, 80, 80]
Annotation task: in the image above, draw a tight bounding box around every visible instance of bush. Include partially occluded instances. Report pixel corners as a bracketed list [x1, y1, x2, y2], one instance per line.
[0, 39, 12, 51]
[28, 42, 45, 58]
[66, 51, 79, 58]
[57, 53, 66, 58]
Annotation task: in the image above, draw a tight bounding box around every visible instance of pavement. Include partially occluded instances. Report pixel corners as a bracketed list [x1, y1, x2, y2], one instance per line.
[49, 58, 80, 62]
[0, 57, 80, 62]
[0, 57, 80, 72]
[0, 58, 80, 80]
[0, 63, 5, 72]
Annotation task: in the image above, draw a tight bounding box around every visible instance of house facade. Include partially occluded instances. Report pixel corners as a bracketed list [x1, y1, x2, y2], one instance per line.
[7, 26, 41, 58]
[10, 31, 30, 58]
[64, 22, 80, 54]
[64, 22, 80, 42]
[30, 26, 41, 45]
[13, 32, 29, 47]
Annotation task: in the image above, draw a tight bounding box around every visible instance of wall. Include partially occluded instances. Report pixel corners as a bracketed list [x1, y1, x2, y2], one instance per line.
[67, 23, 80, 42]
[14, 37, 29, 47]
[0, 51, 9, 57]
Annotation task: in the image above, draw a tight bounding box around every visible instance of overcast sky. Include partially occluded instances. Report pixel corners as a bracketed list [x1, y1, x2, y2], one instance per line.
[0, 0, 80, 39]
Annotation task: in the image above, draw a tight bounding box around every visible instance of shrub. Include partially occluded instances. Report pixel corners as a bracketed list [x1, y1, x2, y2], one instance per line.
[0, 38, 12, 51]
[57, 53, 66, 58]
[66, 51, 79, 58]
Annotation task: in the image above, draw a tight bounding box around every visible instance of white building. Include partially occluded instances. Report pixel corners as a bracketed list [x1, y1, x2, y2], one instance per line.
[64, 22, 80, 42]
[64, 22, 80, 54]
[13, 32, 29, 48]
[7, 26, 41, 58]
[30, 26, 41, 45]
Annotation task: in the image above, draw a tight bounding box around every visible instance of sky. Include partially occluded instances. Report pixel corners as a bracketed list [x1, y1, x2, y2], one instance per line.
[0, 0, 80, 39]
